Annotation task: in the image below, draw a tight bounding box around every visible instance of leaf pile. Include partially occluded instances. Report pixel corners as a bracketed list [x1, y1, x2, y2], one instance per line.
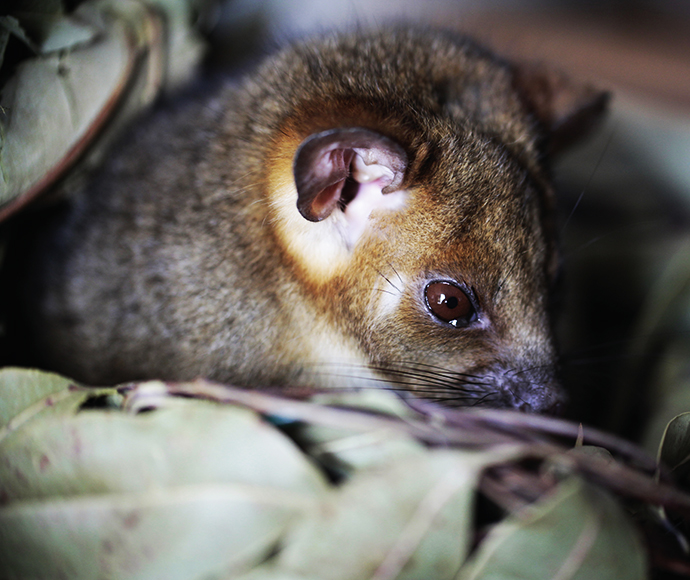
[0, 0, 214, 219]
[1, 369, 690, 579]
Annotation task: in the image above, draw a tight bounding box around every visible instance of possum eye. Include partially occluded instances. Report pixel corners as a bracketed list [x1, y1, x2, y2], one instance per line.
[425, 281, 476, 327]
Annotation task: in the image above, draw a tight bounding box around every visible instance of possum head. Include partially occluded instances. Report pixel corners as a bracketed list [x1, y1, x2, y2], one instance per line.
[263, 33, 608, 413]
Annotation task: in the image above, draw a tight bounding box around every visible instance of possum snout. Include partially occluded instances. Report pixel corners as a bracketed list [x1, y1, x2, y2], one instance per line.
[491, 366, 566, 415]
[369, 357, 565, 415]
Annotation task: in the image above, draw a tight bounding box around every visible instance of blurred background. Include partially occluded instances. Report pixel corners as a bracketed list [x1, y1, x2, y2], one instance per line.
[2, 0, 690, 447]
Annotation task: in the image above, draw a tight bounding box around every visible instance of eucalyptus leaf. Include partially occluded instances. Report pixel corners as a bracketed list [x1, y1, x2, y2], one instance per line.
[0, 15, 40, 54]
[311, 388, 419, 419]
[0, 8, 136, 206]
[299, 390, 432, 474]
[298, 422, 426, 477]
[0, 483, 311, 580]
[0, 374, 331, 578]
[0, 392, 329, 503]
[0, 0, 208, 215]
[233, 566, 315, 580]
[0, 367, 78, 429]
[570, 445, 616, 465]
[641, 338, 690, 455]
[37, 14, 98, 53]
[134, 0, 208, 88]
[657, 412, 690, 485]
[274, 448, 522, 580]
[457, 477, 647, 580]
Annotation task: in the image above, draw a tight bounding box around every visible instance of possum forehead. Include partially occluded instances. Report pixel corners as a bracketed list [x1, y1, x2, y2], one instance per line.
[387, 137, 553, 286]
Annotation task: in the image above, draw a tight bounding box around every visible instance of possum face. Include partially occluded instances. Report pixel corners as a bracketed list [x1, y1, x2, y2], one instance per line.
[266, 117, 563, 413]
[349, 133, 563, 413]
[259, 35, 607, 413]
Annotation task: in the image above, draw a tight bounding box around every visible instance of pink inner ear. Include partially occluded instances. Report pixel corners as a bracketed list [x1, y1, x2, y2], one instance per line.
[308, 148, 354, 219]
[293, 127, 407, 223]
[311, 179, 346, 218]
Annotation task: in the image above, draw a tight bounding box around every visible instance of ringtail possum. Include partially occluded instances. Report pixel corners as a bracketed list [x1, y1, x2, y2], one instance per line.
[17, 27, 608, 413]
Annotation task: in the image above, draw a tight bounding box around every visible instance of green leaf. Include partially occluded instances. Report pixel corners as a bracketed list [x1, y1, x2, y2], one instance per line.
[0, 388, 328, 503]
[20, 13, 98, 53]
[457, 477, 647, 580]
[658, 412, 690, 471]
[0, 484, 311, 579]
[570, 445, 616, 465]
[0, 6, 138, 206]
[0, 375, 331, 578]
[0, 0, 208, 214]
[0, 15, 40, 54]
[273, 449, 522, 580]
[296, 390, 427, 476]
[0, 367, 77, 429]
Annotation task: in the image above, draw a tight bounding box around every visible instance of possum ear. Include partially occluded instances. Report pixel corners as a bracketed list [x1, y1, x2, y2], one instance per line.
[293, 128, 407, 222]
[513, 63, 610, 155]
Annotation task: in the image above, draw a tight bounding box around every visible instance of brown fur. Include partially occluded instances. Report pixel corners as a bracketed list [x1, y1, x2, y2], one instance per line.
[18, 27, 608, 412]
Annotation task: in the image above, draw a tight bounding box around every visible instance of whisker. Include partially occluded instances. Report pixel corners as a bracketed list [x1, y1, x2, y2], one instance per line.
[419, 396, 484, 406]
[302, 361, 509, 407]
[316, 372, 489, 396]
[380, 360, 488, 382]
[374, 268, 401, 293]
[387, 262, 405, 288]
[470, 393, 501, 407]
[310, 360, 487, 384]
[367, 366, 491, 390]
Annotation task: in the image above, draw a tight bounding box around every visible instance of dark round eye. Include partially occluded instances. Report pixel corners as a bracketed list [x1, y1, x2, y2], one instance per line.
[425, 281, 476, 327]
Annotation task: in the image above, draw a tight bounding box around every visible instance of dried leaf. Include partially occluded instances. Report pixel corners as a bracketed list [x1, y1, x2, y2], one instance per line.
[0, 0, 209, 219]
[38, 14, 98, 53]
[458, 477, 647, 580]
[0, 7, 138, 208]
[0, 384, 328, 502]
[570, 445, 616, 465]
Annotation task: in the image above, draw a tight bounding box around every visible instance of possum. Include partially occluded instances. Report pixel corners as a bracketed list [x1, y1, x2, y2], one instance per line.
[15, 27, 608, 413]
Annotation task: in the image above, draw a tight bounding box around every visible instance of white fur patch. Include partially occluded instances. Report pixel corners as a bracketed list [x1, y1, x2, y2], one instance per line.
[269, 179, 352, 279]
[371, 270, 408, 321]
[268, 159, 408, 281]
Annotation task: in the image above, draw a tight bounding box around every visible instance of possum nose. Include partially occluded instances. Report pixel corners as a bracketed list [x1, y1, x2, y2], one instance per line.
[497, 365, 567, 416]
[515, 382, 567, 416]
[518, 397, 564, 416]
